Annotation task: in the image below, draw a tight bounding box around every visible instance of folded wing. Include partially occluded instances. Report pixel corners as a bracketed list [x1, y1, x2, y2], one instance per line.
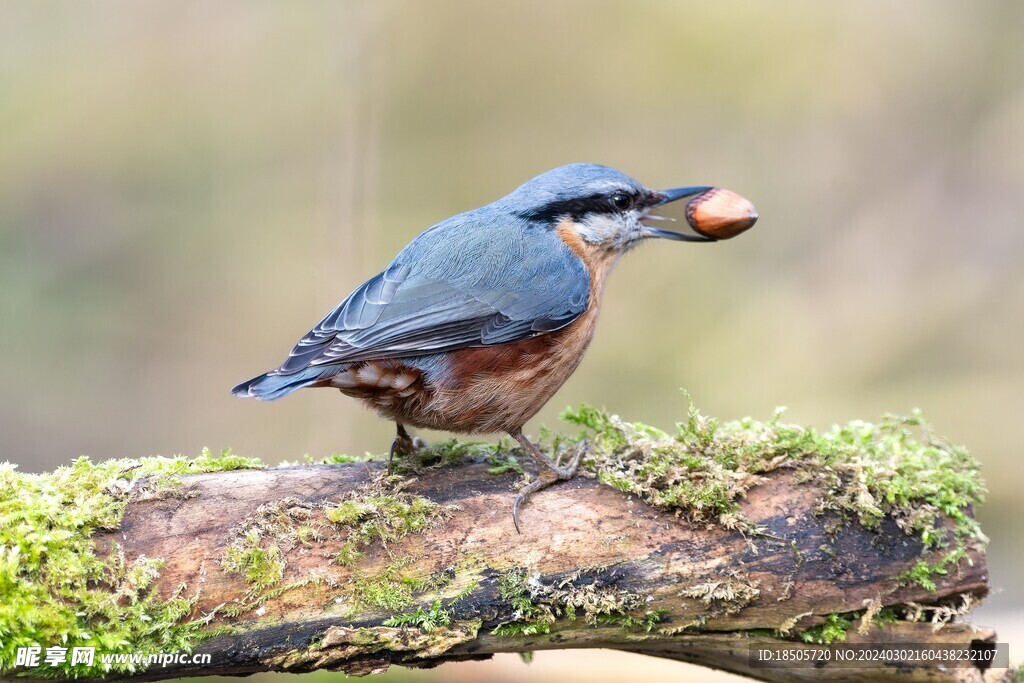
[270, 218, 590, 377]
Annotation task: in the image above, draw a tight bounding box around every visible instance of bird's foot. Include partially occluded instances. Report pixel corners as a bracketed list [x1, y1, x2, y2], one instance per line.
[388, 429, 428, 475]
[550, 442, 585, 477]
[512, 444, 585, 534]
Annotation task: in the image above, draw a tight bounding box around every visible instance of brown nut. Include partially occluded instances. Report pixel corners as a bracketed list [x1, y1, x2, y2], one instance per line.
[685, 188, 758, 240]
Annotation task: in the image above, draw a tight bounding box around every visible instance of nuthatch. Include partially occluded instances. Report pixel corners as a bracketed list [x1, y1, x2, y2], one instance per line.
[233, 164, 757, 532]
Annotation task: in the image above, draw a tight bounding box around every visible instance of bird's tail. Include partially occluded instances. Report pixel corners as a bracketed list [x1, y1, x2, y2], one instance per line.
[231, 369, 323, 401]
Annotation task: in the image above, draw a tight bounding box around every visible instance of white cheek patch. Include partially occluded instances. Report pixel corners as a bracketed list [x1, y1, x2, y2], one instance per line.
[575, 213, 640, 249]
[576, 214, 622, 244]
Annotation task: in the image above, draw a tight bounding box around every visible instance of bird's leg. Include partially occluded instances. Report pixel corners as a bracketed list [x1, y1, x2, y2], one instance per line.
[510, 429, 584, 534]
[389, 423, 428, 474]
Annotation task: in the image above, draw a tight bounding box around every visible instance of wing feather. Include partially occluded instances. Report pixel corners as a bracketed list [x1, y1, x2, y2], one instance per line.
[270, 213, 590, 375]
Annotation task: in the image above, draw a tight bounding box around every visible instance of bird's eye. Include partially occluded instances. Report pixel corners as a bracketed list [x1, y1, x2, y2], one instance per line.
[610, 193, 633, 211]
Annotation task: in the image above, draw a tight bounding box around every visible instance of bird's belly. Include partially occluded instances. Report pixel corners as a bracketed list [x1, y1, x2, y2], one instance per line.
[349, 308, 600, 434]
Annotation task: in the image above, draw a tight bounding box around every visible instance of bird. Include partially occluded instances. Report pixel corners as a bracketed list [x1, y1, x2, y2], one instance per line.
[232, 163, 757, 532]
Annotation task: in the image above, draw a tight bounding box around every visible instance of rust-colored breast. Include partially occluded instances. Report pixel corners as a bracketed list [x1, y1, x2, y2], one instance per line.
[425, 308, 600, 433]
[415, 220, 618, 434]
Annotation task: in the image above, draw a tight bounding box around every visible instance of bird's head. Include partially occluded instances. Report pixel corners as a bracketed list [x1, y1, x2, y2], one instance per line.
[503, 163, 756, 252]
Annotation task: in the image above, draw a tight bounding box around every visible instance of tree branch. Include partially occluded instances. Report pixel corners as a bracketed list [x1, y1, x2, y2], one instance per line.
[104, 459, 994, 681]
[3, 407, 1004, 682]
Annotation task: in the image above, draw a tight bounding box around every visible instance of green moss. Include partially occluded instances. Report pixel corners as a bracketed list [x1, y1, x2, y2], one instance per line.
[486, 450, 524, 476]
[336, 543, 363, 566]
[756, 604, 921, 644]
[217, 479, 456, 616]
[900, 547, 967, 591]
[294, 525, 321, 546]
[492, 621, 552, 637]
[595, 609, 666, 632]
[808, 412, 985, 545]
[133, 448, 264, 475]
[222, 531, 285, 591]
[349, 561, 463, 613]
[498, 569, 537, 616]
[219, 496, 329, 597]
[789, 540, 804, 565]
[216, 481, 464, 618]
[326, 489, 455, 566]
[315, 452, 380, 465]
[872, 606, 901, 626]
[562, 402, 777, 533]
[0, 450, 262, 677]
[219, 577, 320, 619]
[352, 574, 414, 611]
[218, 487, 457, 617]
[448, 579, 480, 605]
[799, 612, 853, 644]
[399, 438, 508, 472]
[561, 398, 987, 579]
[491, 567, 663, 637]
[382, 600, 453, 632]
[744, 628, 783, 638]
[491, 569, 555, 636]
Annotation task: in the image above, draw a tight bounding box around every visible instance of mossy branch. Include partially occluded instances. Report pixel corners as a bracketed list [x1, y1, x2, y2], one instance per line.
[0, 404, 1006, 682]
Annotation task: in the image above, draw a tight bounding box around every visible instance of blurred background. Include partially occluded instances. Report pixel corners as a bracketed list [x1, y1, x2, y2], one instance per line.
[2, 1, 1022, 680]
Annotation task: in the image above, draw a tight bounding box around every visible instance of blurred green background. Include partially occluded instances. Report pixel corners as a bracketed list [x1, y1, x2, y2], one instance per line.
[2, 1, 1021, 680]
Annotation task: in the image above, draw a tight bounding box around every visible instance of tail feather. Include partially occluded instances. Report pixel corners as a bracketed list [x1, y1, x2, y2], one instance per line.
[231, 370, 323, 401]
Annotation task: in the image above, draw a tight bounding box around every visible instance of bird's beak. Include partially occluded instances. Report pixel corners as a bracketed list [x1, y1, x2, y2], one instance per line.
[642, 186, 717, 242]
[643, 185, 759, 242]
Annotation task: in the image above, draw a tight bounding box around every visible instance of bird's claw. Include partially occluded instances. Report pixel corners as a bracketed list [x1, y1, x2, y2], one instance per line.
[388, 432, 429, 475]
[511, 443, 586, 534]
[556, 444, 585, 478]
[553, 446, 564, 468]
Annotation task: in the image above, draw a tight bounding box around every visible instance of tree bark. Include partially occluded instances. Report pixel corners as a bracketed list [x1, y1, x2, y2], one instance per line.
[50, 456, 1004, 683]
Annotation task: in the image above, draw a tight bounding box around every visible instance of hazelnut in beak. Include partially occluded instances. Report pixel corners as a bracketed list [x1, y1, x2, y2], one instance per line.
[685, 188, 758, 240]
[645, 186, 758, 242]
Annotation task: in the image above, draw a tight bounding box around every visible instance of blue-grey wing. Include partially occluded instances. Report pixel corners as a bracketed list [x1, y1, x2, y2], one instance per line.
[273, 215, 590, 375]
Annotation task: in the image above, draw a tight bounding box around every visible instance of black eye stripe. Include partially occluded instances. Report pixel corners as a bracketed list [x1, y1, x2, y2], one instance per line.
[518, 191, 651, 223]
